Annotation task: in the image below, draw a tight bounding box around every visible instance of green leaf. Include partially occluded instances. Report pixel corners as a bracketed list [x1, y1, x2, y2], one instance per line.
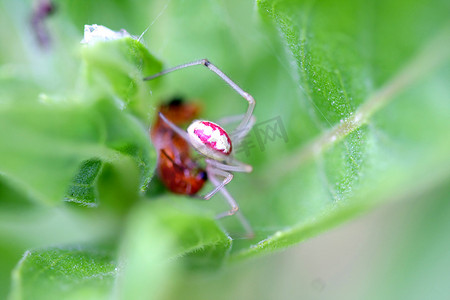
[8, 201, 230, 300]
[225, 0, 450, 257]
[81, 38, 162, 121]
[1, 0, 450, 297]
[64, 99, 157, 207]
[65, 159, 103, 207]
[116, 199, 231, 299]
[63, 37, 162, 207]
[0, 102, 106, 204]
[0, 98, 156, 205]
[0, 34, 160, 205]
[9, 246, 118, 300]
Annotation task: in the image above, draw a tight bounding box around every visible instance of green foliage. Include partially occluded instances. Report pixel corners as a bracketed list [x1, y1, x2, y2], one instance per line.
[66, 159, 102, 206]
[0, 0, 449, 299]
[10, 246, 117, 300]
[229, 0, 450, 258]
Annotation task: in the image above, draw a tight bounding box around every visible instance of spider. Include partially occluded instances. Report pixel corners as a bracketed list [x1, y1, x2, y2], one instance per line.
[145, 59, 255, 237]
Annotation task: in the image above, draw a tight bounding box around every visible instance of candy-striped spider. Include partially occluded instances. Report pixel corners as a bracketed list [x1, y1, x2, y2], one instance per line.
[144, 59, 255, 236]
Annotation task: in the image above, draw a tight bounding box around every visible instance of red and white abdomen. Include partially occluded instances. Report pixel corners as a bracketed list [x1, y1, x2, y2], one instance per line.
[187, 120, 232, 160]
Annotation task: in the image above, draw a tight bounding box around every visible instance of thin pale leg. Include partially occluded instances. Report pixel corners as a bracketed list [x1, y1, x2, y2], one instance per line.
[216, 114, 244, 126]
[206, 158, 252, 173]
[216, 114, 255, 146]
[209, 175, 238, 218]
[144, 59, 255, 132]
[231, 115, 256, 146]
[235, 212, 255, 239]
[158, 112, 192, 144]
[209, 175, 254, 238]
[201, 167, 233, 200]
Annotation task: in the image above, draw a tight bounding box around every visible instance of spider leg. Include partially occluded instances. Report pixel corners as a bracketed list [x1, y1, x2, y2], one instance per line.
[236, 212, 255, 239]
[231, 115, 256, 147]
[197, 167, 233, 200]
[216, 114, 245, 126]
[157, 112, 192, 144]
[144, 59, 255, 133]
[216, 114, 255, 145]
[206, 158, 252, 173]
[209, 174, 254, 238]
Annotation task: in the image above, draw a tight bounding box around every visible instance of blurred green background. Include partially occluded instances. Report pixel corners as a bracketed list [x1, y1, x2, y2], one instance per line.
[0, 0, 449, 299]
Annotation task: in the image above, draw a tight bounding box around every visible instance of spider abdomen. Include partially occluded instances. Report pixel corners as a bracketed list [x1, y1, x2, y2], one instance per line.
[187, 120, 232, 159]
